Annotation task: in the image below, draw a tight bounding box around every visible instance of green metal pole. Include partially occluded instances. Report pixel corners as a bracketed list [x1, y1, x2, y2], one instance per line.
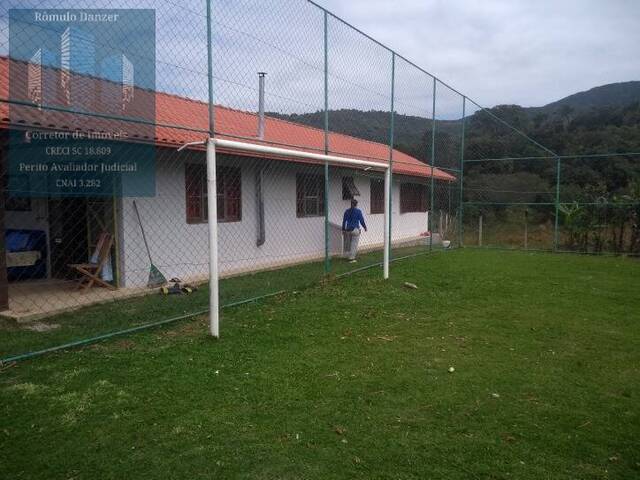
[323, 11, 330, 274]
[448, 183, 451, 219]
[388, 52, 395, 259]
[429, 78, 437, 252]
[553, 157, 561, 251]
[458, 96, 466, 247]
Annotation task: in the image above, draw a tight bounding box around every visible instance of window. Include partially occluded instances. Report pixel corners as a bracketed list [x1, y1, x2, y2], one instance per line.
[186, 164, 241, 223]
[296, 173, 324, 217]
[217, 166, 242, 222]
[370, 179, 384, 214]
[400, 183, 428, 213]
[342, 176, 360, 200]
[186, 164, 206, 223]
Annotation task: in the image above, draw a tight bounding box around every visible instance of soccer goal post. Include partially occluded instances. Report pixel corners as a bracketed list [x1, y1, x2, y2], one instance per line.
[202, 137, 392, 338]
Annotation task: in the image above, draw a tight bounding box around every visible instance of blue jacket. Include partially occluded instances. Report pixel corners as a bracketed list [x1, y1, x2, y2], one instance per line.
[342, 207, 367, 231]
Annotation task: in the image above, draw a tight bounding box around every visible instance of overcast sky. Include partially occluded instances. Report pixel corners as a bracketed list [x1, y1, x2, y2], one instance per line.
[319, 0, 640, 108]
[2, 0, 638, 118]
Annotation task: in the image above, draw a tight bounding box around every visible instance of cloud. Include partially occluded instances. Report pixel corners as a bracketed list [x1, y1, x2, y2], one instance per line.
[320, 0, 640, 108]
[2, 0, 637, 122]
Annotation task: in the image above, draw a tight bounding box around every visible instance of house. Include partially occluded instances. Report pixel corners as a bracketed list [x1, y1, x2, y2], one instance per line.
[0, 56, 454, 319]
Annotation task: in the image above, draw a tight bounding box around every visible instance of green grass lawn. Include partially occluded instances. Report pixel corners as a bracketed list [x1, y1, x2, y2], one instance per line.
[0, 245, 393, 359]
[0, 243, 433, 360]
[1, 249, 638, 479]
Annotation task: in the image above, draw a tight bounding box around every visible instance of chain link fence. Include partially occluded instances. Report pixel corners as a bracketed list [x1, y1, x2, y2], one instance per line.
[462, 152, 640, 254]
[1, 0, 635, 361]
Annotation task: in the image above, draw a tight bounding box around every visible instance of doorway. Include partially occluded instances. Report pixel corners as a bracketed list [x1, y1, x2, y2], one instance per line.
[48, 197, 117, 284]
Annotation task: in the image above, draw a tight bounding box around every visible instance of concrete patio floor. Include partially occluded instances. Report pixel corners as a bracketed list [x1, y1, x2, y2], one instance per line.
[1, 280, 152, 323]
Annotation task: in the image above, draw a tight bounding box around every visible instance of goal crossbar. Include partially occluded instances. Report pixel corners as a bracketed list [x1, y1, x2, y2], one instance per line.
[214, 138, 390, 171]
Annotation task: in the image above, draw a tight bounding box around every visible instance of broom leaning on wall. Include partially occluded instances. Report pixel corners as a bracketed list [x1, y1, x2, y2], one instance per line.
[132, 200, 168, 288]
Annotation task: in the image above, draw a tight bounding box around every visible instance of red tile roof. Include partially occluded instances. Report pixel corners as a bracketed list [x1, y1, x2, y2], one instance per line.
[0, 56, 454, 181]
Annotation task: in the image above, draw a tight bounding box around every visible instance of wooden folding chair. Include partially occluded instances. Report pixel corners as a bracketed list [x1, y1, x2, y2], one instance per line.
[69, 232, 116, 290]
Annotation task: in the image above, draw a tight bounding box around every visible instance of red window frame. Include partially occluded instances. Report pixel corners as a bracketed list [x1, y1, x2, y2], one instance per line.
[370, 178, 385, 214]
[296, 173, 325, 217]
[186, 164, 241, 223]
[400, 183, 428, 213]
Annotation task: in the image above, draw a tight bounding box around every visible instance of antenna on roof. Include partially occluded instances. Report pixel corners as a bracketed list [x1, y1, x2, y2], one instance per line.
[257, 72, 266, 140]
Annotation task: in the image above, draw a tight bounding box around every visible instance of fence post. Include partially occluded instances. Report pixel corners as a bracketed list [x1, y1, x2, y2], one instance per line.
[458, 96, 466, 247]
[387, 52, 395, 267]
[524, 208, 528, 250]
[429, 77, 437, 252]
[0, 137, 7, 311]
[383, 166, 391, 279]
[479, 214, 483, 246]
[553, 157, 561, 251]
[323, 10, 330, 274]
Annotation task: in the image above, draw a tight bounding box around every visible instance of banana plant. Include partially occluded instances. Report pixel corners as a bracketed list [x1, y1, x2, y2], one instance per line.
[589, 195, 608, 253]
[558, 201, 584, 249]
[621, 178, 640, 253]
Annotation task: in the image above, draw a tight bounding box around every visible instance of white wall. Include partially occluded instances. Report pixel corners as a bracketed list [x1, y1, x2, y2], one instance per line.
[327, 169, 430, 248]
[119, 154, 429, 288]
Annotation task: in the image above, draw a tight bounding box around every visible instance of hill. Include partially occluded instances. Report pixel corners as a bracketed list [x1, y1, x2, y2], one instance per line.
[270, 81, 640, 163]
[537, 81, 640, 113]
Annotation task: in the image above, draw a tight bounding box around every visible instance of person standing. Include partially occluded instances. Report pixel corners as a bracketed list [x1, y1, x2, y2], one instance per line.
[342, 198, 367, 263]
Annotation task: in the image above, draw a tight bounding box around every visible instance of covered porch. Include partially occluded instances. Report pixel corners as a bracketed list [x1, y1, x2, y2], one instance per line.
[1, 279, 149, 323]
